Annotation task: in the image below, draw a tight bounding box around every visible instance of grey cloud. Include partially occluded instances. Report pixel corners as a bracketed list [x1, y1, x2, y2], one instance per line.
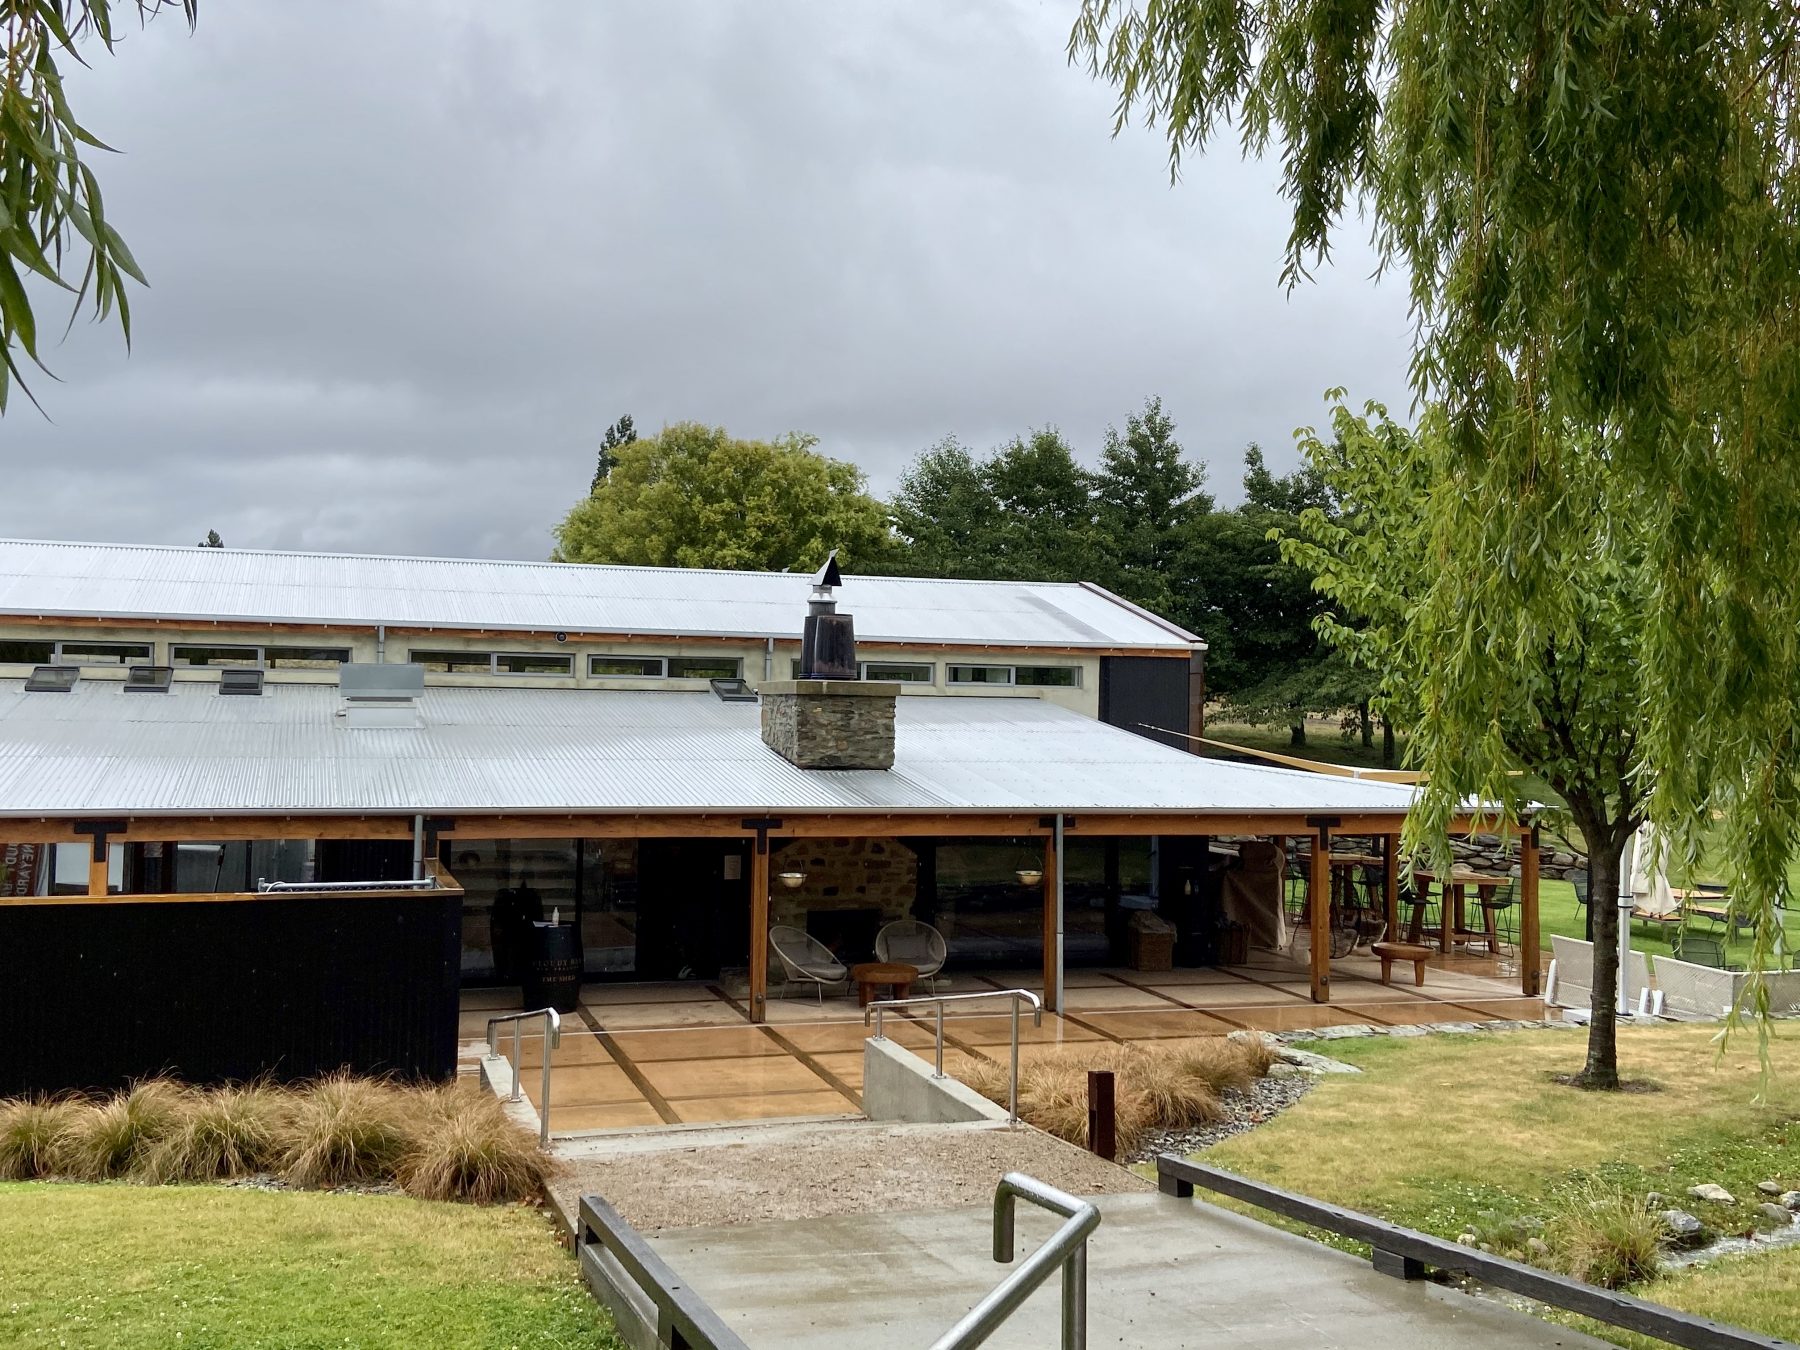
[4, 1, 1411, 561]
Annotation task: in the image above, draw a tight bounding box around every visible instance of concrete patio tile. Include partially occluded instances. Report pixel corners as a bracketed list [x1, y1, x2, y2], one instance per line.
[587, 1000, 747, 1031]
[527, 1062, 640, 1107]
[669, 1091, 856, 1124]
[642, 1055, 828, 1100]
[606, 1026, 786, 1063]
[551, 1101, 665, 1132]
[1062, 985, 1174, 1011]
[807, 1051, 865, 1090]
[1073, 1008, 1241, 1039]
[582, 981, 723, 1005]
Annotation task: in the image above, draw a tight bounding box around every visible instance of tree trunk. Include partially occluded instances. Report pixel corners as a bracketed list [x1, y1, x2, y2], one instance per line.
[1289, 721, 1306, 747]
[1576, 833, 1624, 1089]
[1381, 717, 1395, 767]
[1359, 700, 1373, 749]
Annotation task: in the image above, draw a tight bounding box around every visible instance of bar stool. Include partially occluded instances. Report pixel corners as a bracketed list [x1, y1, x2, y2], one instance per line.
[1400, 880, 1438, 945]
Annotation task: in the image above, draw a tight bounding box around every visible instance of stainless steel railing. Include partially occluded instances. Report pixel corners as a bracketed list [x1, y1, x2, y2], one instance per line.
[864, 988, 1041, 1124]
[486, 1008, 561, 1147]
[929, 1172, 1100, 1350]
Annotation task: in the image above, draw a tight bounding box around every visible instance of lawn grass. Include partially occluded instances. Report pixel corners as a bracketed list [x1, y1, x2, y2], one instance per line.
[1200, 717, 1405, 771]
[1202, 1024, 1800, 1346]
[1534, 875, 1800, 963]
[0, 1183, 622, 1350]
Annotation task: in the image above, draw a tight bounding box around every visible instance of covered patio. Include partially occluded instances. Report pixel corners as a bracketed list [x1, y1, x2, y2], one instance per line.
[464, 941, 1548, 1133]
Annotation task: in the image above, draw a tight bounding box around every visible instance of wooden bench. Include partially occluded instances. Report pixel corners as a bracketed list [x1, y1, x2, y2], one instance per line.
[1371, 940, 1434, 987]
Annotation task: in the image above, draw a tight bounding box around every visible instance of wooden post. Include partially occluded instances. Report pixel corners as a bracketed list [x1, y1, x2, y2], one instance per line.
[87, 850, 109, 897]
[1309, 828, 1331, 1002]
[749, 837, 770, 1023]
[1041, 833, 1060, 1011]
[1381, 833, 1399, 944]
[1087, 1069, 1116, 1161]
[1520, 826, 1542, 996]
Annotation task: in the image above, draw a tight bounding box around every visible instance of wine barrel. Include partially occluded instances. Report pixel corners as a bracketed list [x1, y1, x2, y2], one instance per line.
[523, 920, 581, 1013]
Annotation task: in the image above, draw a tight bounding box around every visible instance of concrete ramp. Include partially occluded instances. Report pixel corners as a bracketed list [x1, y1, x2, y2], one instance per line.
[645, 1191, 1610, 1349]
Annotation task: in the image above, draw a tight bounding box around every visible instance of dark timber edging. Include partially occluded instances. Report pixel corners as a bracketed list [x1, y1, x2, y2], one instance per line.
[577, 1194, 750, 1350]
[1157, 1156, 1797, 1350]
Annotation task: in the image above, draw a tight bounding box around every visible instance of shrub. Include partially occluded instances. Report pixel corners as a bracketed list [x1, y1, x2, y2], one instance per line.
[398, 1083, 548, 1204]
[279, 1074, 412, 1189]
[59, 1080, 188, 1180]
[0, 1098, 82, 1180]
[959, 1039, 1266, 1156]
[1548, 1185, 1666, 1289]
[142, 1084, 291, 1183]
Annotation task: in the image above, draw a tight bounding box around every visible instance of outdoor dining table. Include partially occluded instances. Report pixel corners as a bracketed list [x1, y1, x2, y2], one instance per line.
[1410, 868, 1511, 955]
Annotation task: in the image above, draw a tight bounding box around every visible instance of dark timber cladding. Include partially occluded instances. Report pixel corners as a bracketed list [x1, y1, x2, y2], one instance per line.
[1099, 655, 1191, 751]
[0, 892, 462, 1096]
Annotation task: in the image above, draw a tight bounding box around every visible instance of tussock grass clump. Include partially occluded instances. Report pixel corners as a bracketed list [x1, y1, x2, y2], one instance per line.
[279, 1074, 412, 1189]
[142, 1084, 291, 1183]
[0, 1097, 82, 1180]
[961, 1038, 1270, 1155]
[398, 1083, 547, 1204]
[1548, 1185, 1666, 1289]
[58, 1080, 188, 1181]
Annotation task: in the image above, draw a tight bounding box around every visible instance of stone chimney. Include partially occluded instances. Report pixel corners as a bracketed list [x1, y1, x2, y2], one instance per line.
[760, 552, 897, 769]
[760, 678, 899, 769]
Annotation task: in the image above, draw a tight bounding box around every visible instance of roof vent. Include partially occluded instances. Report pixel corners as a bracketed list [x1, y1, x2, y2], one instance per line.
[337, 662, 424, 728]
[710, 677, 757, 703]
[219, 668, 265, 696]
[24, 665, 79, 693]
[123, 665, 174, 693]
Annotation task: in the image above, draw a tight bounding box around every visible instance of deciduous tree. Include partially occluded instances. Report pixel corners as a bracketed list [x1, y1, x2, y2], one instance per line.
[1, 1, 195, 412]
[553, 422, 894, 574]
[1071, 3, 1800, 983]
[1281, 398, 1646, 1086]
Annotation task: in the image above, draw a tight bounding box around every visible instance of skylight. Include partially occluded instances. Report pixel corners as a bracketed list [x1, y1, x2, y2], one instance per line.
[218, 668, 265, 696]
[710, 678, 758, 703]
[122, 665, 174, 693]
[23, 665, 79, 693]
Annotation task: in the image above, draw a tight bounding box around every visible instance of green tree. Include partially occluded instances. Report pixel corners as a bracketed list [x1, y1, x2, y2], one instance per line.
[1096, 396, 1210, 615]
[1178, 447, 1368, 748]
[890, 428, 1108, 583]
[1071, 3, 1800, 992]
[591, 413, 636, 492]
[1280, 398, 1647, 1087]
[197, 529, 222, 548]
[553, 422, 895, 573]
[2, 2, 195, 412]
[888, 438, 1005, 579]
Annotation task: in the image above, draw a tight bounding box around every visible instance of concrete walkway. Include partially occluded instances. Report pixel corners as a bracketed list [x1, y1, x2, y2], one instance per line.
[645, 1190, 1612, 1349]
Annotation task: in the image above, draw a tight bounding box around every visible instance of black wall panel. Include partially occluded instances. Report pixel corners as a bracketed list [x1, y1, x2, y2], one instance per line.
[0, 895, 461, 1096]
[1099, 655, 1190, 751]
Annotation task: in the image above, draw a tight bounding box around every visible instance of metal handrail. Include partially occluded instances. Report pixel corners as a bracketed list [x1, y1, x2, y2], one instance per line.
[864, 988, 1042, 1124]
[257, 877, 440, 892]
[486, 1008, 561, 1147]
[929, 1172, 1099, 1350]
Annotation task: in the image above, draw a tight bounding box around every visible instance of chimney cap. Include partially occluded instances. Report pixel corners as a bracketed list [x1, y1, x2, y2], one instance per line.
[811, 550, 842, 591]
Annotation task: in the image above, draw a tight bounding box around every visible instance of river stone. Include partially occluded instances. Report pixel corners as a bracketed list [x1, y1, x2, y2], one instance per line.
[1783, 1192, 1800, 1211]
[1659, 1210, 1712, 1247]
[1456, 1232, 1479, 1247]
[1757, 1203, 1794, 1226]
[1272, 1047, 1363, 1075]
[1688, 1183, 1736, 1204]
[1526, 1236, 1552, 1259]
[1645, 1192, 1666, 1210]
[1757, 1180, 1783, 1195]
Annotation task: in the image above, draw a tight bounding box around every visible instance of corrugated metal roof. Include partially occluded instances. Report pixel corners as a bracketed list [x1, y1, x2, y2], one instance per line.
[0, 680, 1411, 818]
[0, 539, 1200, 649]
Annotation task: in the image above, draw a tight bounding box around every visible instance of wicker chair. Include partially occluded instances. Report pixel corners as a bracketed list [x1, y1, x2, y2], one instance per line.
[768, 924, 850, 1003]
[875, 919, 948, 994]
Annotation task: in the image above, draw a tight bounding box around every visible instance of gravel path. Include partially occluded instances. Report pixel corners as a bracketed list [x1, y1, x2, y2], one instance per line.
[551, 1120, 1150, 1231]
[1126, 1068, 1317, 1163]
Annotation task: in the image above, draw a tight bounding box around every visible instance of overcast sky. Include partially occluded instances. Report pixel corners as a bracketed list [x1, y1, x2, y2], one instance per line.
[6, 2, 1412, 561]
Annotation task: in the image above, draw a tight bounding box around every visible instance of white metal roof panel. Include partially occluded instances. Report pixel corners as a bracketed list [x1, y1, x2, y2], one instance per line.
[0, 539, 1200, 649]
[0, 681, 1411, 818]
